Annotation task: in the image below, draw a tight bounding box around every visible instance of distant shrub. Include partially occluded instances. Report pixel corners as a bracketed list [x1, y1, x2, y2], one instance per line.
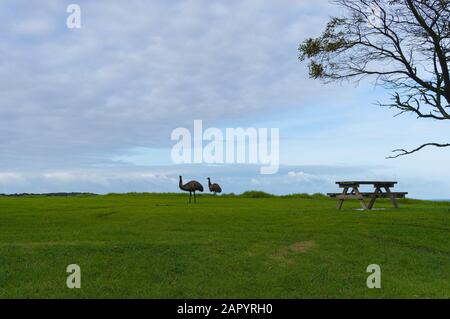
[282, 193, 312, 199]
[240, 191, 274, 198]
[0, 192, 97, 197]
[221, 193, 237, 197]
[280, 193, 328, 199]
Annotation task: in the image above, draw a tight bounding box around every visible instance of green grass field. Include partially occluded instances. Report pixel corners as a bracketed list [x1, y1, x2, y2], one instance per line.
[0, 193, 449, 298]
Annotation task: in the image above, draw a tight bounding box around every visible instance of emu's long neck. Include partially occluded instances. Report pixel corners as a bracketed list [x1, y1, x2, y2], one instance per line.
[179, 177, 183, 189]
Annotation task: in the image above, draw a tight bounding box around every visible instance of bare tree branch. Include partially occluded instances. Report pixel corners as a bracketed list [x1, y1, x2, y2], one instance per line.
[387, 143, 450, 159]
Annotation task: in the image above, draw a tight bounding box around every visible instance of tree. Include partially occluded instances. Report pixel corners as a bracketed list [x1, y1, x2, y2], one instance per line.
[299, 0, 450, 158]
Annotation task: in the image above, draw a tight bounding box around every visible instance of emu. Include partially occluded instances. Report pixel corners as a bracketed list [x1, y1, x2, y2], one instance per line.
[179, 176, 204, 203]
[207, 177, 222, 194]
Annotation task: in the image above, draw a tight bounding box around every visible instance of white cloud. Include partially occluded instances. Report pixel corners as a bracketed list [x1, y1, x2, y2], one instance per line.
[0, 0, 335, 170]
[11, 19, 55, 35]
[0, 172, 26, 185]
[287, 171, 331, 183]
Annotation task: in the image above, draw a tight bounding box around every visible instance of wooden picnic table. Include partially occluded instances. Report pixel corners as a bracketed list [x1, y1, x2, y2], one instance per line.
[327, 181, 407, 210]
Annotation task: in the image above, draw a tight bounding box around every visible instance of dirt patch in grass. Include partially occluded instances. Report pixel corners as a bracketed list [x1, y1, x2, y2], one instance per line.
[290, 240, 316, 253]
[273, 240, 316, 259]
[96, 211, 119, 218]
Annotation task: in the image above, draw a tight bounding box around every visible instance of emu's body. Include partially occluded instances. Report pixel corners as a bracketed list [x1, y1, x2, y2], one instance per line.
[207, 177, 222, 194]
[179, 176, 204, 203]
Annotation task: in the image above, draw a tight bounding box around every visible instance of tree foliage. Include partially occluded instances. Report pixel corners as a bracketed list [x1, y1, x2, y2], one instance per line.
[299, 0, 450, 157]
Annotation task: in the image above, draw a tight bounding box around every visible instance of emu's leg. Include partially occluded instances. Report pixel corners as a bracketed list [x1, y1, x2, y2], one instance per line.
[189, 192, 192, 203]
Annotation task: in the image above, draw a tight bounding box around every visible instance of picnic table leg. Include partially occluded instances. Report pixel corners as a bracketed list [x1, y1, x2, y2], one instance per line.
[337, 187, 349, 210]
[352, 187, 368, 210]
[384, 186, 399, 208]
[368, 186, 382, 210]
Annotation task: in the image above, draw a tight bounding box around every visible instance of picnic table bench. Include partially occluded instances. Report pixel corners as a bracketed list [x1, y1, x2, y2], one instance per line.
[327, 181, 408, 210]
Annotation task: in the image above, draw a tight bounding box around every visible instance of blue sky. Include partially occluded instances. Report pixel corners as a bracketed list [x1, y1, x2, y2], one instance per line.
[1, 0, 450, 198]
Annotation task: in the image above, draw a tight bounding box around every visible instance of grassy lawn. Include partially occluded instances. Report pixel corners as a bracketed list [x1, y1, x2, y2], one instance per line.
[0, 193, 449, 298]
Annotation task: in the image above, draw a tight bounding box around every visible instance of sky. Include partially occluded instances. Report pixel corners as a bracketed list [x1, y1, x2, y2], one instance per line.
[1, 0, 450, 198]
